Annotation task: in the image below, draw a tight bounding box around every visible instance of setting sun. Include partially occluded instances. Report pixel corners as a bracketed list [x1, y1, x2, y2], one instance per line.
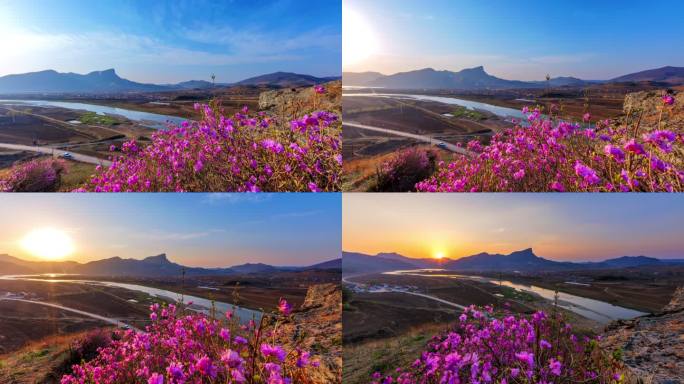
[20, 228, 74, 260]
[434, 251, 446, 260]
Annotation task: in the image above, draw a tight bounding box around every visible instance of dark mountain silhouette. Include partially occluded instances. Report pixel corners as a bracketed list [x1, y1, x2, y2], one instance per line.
[0, 69, 339, 94]
[611, 66, 684, 84]
[235, 71, 339, 88]
[343, 250, 684, 274]
[62, 253, 228, 277]
[373, 252, 444, 268]
[228, 262, 278, 274]
[308, 258, 342, 269]
[445, 248, 575, 271]
[589, 256, 665, 269]
[342, 251, 421, 274]
[0, 253, 338, 277]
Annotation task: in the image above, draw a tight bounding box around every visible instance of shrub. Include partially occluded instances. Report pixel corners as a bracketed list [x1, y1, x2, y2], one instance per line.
[371, 148, 437, 192]
[81, 101, 341, 192]
[61, 300, 321, 384]
[0, 158, 67, 192]
[372, 306, 624, 384]
[417, 97, 682, 192]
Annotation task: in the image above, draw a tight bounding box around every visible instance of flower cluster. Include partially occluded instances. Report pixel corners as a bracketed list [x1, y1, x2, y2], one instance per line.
[81, 102, 341, 192]
[417, 97, 682, 192]
[372, 306, 624, 384]
[61, 300, 320, 384]
[0, 158, 66, 192]
[372, 147, 437, 192]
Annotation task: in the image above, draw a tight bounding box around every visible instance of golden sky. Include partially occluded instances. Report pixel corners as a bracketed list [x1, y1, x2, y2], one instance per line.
[343, 194, 684, 261]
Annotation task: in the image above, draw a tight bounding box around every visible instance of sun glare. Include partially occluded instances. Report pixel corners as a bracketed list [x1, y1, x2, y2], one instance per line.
[20, 228, 74, 260]
[434, 251, 445, 260]
[343, 5, 379, 68]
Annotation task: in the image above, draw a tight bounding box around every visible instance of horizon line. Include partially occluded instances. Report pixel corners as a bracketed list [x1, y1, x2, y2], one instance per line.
[2, 252, 341, 268]
[342, 64, 682, 82]
[0, 68, 343, 85]
[342, 249, 683, 263]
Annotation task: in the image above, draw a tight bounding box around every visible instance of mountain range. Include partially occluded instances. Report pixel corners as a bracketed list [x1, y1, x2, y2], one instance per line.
[0, 69, 340, 94]
[0, 253, 341, 277]
[342, 249, 684, 274]
[343, 65, 684, 90]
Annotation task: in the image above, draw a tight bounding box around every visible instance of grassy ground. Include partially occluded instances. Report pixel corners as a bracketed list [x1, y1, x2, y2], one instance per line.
[59, 160, 97, 191]
[343, 323, 449, 384]
[79, 112, 120, 126]
[0, 329, 114, 384]
[450, 105, 487, 120]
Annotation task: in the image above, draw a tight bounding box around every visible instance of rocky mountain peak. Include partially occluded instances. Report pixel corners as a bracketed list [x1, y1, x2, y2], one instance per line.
[142, 253, 169, 263]
[508, 248, 537, 259]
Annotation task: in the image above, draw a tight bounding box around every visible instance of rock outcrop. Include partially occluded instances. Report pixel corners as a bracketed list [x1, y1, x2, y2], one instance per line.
[272, 283, 342, 383]
[258, 80, 341, 119]
[601, 287, 684, 383]
[622, 90, 683, 128]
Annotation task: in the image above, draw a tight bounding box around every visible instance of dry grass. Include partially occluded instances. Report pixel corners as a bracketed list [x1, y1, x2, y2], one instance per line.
[58, 160, 97, 191]
[343, 323, 450, 384]
[0, 330, 106, 384]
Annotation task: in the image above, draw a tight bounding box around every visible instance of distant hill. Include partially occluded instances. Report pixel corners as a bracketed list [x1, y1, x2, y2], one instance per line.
[586, 255, 666, 269]
[344, 65, 684, 90]
[0, 253, 337, 277]
[171, 80, 217, 90]
[342, 71, 386, 86]
[611, 66, 684, 84]
[342, 251, 422, 275]
[75, 253, 224, 277]
[228, 262, 278, 274]
[235, 71, 339, 88]
[0, 69, 167, 94]
[0, 253, 80, 274]
[0, 69, 339, 94]
[348, 66, 568, 90]
[444, 248, 575, 271]
[364, 66, 534, 90]
[308, 258, 342, 269]
[342, 249, 684, 274]
[373, 252, 444, 269]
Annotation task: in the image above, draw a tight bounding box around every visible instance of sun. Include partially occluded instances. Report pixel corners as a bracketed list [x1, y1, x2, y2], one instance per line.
[20, 228, 74, 260]
[434, 251, 446, 260]
[343, 5, 379, 69]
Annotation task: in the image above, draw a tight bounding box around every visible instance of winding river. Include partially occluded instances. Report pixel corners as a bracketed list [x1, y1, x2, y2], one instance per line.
[0, 274, 262, 323]
[0, 100, 187, 130]
[383, 270, 647, 324]
[344, 92, 527, 121]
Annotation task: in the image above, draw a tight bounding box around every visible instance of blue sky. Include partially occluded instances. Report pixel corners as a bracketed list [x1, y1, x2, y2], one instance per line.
[0, 193, 341, 267]
[344, 194, 684, 261]
[0, 0, 341, 83]
[343, 0, 684, 80]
